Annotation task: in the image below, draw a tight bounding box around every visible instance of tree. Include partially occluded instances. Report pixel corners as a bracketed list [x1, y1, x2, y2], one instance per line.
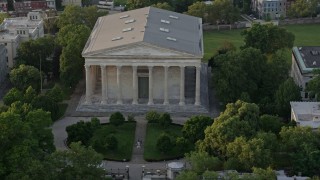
[287, 0, 319, 18]
[280, 126, 320, 176]
[31, 95, 59, 121]
[186, 151, 222, 174]
[15, 36, 55, 75]
[24, 86, 37, 104]
[208, 41, 236, 68]
[45, 84, 64, 103]
[0, 13, 9, 24]
[207, 0, 240, 24]
[226, 136, 272, 171]
[57, 24, 91, 87]
[241, 24, 295, 54]
[159, 112, 172, 128]
[259, 114, 283, 134]
[151, 2, 173, 11]
[45, 142, 105, 180]
[186, 2, 208, 21]
[156, 133, 173, 153]
[127, 0, 150, 10]
[212, 48, 267, 104]
[57, 5, 107, 29]
[175, 171, 198, 180]
[306, 69, 320, 100]
[109, 112, 125, 126]
[66, 118, 101, 146]
[3, 88, 23, 106]
[197, 101, 258, 155]
[252, 167, 277, 180]
[25, 109, 55, 153]
[274, 78, 301, 118]
[182, 115, 213, 143]
[145, 110, 160, 123]
[202, 171, 219, 179]
[10, 64, 41, 91]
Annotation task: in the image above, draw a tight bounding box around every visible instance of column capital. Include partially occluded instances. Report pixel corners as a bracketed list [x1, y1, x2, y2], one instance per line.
[116, 65, 122, 69]
[132, 65, 138, 70]
[84, 64, 90, 69]
[100, 64, 106, 68]
[148, 66, 153, 70]
[180, 65, 185, 68]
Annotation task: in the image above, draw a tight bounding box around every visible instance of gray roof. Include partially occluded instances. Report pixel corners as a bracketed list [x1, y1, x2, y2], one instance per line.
[82, 6, 203, 57]
[293, 46, 320, 74]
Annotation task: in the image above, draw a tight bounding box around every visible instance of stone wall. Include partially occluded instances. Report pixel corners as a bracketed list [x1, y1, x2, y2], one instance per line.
[279, 17, 320, 25]
[203, 22, 247, 31]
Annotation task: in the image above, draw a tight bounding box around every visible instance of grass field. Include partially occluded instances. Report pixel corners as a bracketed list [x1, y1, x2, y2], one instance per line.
[95, 122, 136, 161]
[144, 123, 188, 161]
[203, 24, 320, 60]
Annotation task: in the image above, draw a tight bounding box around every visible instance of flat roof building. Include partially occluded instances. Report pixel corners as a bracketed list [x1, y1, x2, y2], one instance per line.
[290, 101, 320, 129]
[291, 46, 320, 100]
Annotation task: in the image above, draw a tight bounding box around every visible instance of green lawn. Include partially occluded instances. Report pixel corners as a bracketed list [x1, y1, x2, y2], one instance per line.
[144, 123, 187, 161]
[203, 24, 320, 61]
[97, 122, 136, 161]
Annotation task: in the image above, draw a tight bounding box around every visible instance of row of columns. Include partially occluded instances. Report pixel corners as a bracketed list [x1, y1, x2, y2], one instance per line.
[85, 65, 201, 106]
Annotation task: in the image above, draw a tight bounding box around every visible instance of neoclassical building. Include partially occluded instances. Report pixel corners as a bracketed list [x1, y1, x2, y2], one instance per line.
[81, 7, 205, 112]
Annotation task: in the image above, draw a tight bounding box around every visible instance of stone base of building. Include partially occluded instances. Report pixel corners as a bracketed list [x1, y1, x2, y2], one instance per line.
[76, 95, 209, 116]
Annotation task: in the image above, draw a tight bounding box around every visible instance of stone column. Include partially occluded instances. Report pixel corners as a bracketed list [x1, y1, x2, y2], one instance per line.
[148, 66, 154, 105]
[100, 65, 107, 104]
[85, 65, 91, 104]
[163, 66, 169, 105]
[195, 65, 201, 106]
[179, 66, 185, 106]
[132, 66, 138, 104]
[116, 65, 123, 104]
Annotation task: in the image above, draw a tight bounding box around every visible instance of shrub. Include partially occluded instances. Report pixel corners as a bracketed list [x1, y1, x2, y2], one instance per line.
[156, 133, 173, 153]
[104, 135, 118, 150]
[109, 112, 125, 126]
[146, 110, 160, 123]
[175, 137, 190, 153]
[159, 112, 172, 128]
[46, 84, 65, 103]
[127, 114, 135, 122]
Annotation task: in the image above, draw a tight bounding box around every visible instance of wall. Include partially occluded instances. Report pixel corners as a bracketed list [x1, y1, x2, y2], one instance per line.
[279, 17, 320, 25]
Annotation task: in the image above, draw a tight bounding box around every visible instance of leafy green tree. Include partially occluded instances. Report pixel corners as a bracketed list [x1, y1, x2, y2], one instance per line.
[0, 13, 9, 24]
[109, 112, 125, 126]
[15, 36, 55, 75]
[31, 95, 59, 121]
[7, 101, 33, 120]
[207, 0, 240, 24]
[3, 88, 23, 106]
[175, 137, 190, 153]
[186, 151, 222, 174]
[274, 78, 301, 118]
[280, 126, 320, 176]
[259, 114, 283, 134]
[24, 86, 37, 104]
[202, 170, 219, 179]
[0, 111, 44, 179]
[212, 48, 267, 104]
[226, 136, 272, 171]
[45, 142, 105, 179]
[252, 167, 277, 180]
[287, 0, 319, 18]
[10, 64, 41, 91]
[182, 115, 213, 143]
[145, 110, 160, 123]
[306, 69, 320, 100]
[159, 112, 172, 128]
[208, 41, 236, 68]
[126, 0, 151, 10]
[186, 2, 208, 20]
[175, 171, 198, 180]
[197, 101, 258, 155]
[151, 2, 173, 10]
[25, 109, 55, 153]
[156, 133, 173, 153]
[242, 24, 295, 54]
[57, 5, 107, 29]
[66, 118, 101, 146]
[45, 84, 64, 103]
[57, 24, 90, 87]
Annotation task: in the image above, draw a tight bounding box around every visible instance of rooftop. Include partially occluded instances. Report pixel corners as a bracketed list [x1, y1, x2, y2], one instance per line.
[290, 101, 320, 129]
[83, 6, 203, 56]
[293, 46, 320, 74]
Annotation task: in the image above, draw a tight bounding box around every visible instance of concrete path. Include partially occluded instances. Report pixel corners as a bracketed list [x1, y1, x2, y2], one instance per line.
[131, 118, 147, 163]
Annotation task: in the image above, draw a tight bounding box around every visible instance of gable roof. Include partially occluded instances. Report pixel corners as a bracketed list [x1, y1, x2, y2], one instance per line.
[82, 7, 203, 57]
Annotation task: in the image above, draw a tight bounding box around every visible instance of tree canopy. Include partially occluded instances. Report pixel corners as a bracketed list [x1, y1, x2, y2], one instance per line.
[9, 64, 41, 91]
[241, 24, 295, 54]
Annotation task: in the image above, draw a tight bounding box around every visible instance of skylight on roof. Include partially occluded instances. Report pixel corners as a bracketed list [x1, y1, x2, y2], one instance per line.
[160, 27, 169, 33]
[125, 19, 135, 24]
[120, 15, 129, 19]
[112, 36, 123, 41]
[169, 15, 179, 19]
[161, 19, 170, 24]
[123, 27, 133, 32]
[166, 37, 176, 42]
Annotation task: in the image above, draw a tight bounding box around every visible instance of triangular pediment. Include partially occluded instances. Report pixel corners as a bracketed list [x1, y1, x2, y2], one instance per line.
[83, 42, 197, 58]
